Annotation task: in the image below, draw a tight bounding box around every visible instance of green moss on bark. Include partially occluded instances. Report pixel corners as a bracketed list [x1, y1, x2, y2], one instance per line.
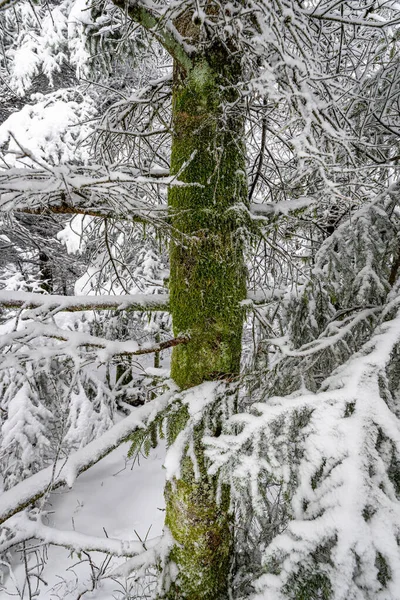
[164, 458, 232, 600]
[168, 55, 248, 389]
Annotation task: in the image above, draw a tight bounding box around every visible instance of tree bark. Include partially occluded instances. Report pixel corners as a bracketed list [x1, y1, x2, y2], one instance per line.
[169, 55, 247, 388]
[39, 251, 53, 293]
[164, 44, 248, 599]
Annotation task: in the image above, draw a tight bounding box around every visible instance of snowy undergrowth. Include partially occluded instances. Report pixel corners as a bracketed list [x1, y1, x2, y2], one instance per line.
[0, 381, 225, 599]
[1, 440, 166, 599]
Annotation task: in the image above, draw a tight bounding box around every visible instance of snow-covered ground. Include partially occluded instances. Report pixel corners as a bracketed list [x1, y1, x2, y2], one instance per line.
[3, 441, 166, 599]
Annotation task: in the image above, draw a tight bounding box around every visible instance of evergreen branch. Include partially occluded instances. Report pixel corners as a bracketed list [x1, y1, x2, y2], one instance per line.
[265, 307, 380, 358]
[0, 0, 19, 10]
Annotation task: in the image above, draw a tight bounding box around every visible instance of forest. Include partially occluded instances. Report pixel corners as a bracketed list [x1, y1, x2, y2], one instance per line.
[1, 0, 400, 598]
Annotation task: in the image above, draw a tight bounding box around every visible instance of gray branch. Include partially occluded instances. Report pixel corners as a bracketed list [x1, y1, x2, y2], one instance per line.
[112, 0, 194, 72]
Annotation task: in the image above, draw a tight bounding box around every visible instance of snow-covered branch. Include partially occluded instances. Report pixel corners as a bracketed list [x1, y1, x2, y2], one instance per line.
[4, 199, 317, 222]
[244, 289, 285, 306]
[0, 323, 189, 360]
[304, 8, 400, 28]
[1, 511, 164, 558]
[112, 0, 194, 72]
[0, 289, 271, 313]
[0, 290, 170, 313]
[249, 198, 316, 218]
[0, 163, 172, 222]
[0, 387, 175, 525]
[266, 307, 380, 358]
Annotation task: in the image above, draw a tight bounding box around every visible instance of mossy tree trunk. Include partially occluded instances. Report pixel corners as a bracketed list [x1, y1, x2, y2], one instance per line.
[169, 53, 248, 389]
[164, 44, 248, 599]
[111, 0, 248, 594]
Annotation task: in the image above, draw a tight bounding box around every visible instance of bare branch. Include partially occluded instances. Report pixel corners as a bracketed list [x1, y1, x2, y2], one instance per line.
[2, 512, 164, 558]
[0, 290, 170, 313]
[0, 163, 172, 222]
[112, 0, 194, 72]
[0, 324, 189, 358]
[304, 9, 400, 28]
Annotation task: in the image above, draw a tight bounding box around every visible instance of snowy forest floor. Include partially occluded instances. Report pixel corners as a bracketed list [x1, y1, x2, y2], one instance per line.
[2, 442, 166, 599]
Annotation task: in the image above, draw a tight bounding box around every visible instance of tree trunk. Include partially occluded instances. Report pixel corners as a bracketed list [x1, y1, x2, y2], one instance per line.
[164, 47, 248, 599]
[39, 251, 53, 293]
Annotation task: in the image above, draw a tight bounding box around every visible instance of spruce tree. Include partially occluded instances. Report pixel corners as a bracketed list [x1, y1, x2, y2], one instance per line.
[1, 1, 400, 599]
